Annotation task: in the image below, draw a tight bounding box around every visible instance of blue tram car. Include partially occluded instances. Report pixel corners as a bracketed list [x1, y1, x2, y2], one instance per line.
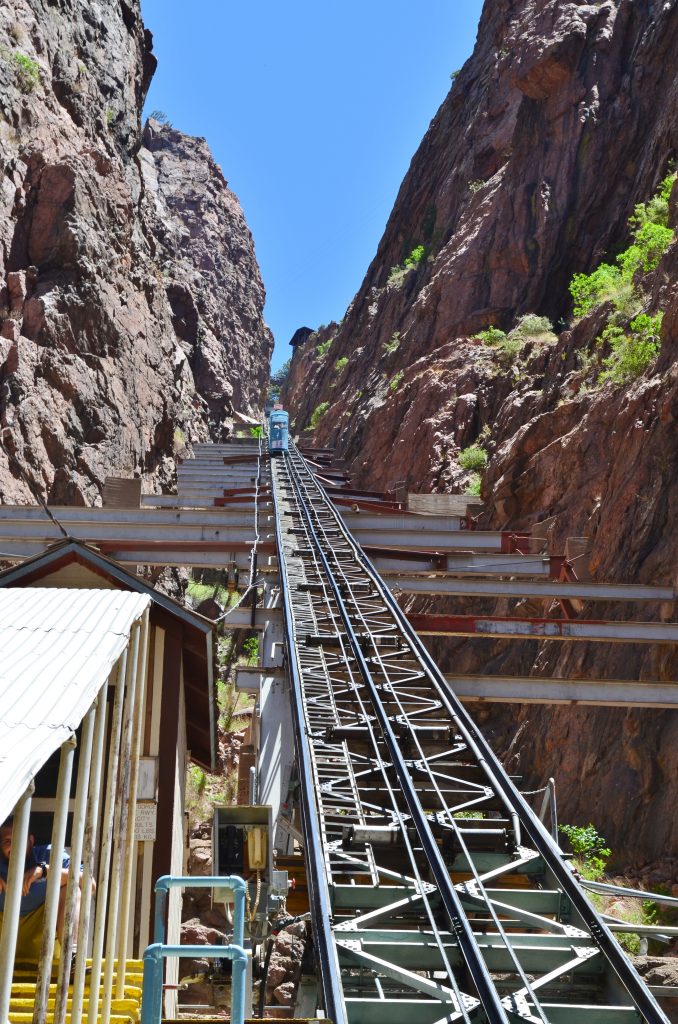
[269, 408, 289, 454]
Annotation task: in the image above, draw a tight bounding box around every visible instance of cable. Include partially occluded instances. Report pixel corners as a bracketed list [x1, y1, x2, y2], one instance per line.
[215, 576, 266, 623]
[248, 869, 262, 924]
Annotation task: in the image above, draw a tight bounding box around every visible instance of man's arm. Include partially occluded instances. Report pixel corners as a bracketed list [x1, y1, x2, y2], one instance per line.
[22, 863, 46, 896]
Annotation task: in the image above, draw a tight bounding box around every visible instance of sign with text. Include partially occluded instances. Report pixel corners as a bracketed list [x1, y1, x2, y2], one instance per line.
[135, 801, 157, 841]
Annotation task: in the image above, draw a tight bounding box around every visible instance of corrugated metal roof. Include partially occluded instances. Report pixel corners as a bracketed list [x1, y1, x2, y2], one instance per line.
[0, 588, 150, 823]
[0, 543, 217, 771]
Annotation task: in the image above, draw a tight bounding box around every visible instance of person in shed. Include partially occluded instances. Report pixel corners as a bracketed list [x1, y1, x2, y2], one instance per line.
[0, 817, 84, 964]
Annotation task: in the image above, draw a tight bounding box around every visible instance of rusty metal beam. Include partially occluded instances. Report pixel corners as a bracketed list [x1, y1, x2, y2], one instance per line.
[410, 612, 678, 643]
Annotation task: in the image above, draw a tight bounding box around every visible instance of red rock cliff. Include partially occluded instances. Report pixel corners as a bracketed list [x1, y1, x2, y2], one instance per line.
[284, 0, 678, 872]
[0, 1, 272, 504]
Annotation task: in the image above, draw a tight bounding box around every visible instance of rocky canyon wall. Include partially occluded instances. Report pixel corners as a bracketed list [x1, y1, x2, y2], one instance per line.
[284, 0, 678, 870]
[0, 0, 272, 505]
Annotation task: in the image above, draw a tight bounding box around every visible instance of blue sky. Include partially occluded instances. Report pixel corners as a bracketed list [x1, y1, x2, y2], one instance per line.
[141, 1, 484, 371]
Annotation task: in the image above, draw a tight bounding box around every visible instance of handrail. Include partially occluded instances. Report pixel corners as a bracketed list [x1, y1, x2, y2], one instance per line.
[144, 874, 250, 1024]
[153, 874, 247, 947]
[141, 942, 248, 1024]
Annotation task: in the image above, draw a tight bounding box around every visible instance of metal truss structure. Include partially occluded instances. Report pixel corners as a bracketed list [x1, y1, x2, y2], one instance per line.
[272, 442, 669, 1024]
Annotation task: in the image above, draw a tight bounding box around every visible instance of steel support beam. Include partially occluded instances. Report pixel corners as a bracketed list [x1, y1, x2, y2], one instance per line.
[445, 674, 678, 707]
[411, 612, 678, 643]
[386, 573, 674, 603]
[268, 441, 670, 1024]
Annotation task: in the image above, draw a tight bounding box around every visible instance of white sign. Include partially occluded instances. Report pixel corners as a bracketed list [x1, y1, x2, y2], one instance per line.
[137, 758, 158, 801]
[135, 802, 157, 841]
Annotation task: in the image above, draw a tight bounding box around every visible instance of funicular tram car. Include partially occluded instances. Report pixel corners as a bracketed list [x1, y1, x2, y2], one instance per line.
[268, 408, 289, 454]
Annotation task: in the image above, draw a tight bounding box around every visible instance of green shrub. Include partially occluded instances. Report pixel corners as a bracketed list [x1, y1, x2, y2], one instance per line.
[510, 314, 556, 339]
[217, 680, 241, 731]
[599, 311, 662, 384]
[334, 356, 348, 373]
[468, 179, 484, 194]
[559, 823, 611, 880]
[617, 221, 674, 277]
[310, 401, 329, 428]
[388, 245, 425, 286]
[497, 335, 524, 364]
[316, 338, 333, 358]
[9, 51, 40, 92]
[384, 332, 400, 355]
[570, 263, 622, 318]
[569, 173, 676, 318]
[628, 172, 675, 231]
[389, 370, 404, 391]
[459, 444, 488, 472]
[464, 473, 482, 496]
[188, 764, 207, 795]
[474, 326, 507, 346]
[241, 635, 259, 664]
[249, 425, 263, 438]
[187, 579, 229, 606]
[404, 244, 425, 268]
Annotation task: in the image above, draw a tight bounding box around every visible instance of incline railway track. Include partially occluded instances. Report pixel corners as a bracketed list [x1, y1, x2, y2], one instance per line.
[272, 441, 669, 1024]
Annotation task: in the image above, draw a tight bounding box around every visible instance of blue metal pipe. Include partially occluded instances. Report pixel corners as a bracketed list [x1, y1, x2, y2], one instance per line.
[153, 874, 247, 947]
[141, 942, 249, 1024]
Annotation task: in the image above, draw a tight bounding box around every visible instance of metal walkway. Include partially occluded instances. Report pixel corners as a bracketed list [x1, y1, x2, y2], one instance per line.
[272, 442, 669, 1024]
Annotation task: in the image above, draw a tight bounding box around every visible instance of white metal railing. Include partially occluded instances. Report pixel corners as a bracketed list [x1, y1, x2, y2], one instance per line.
[0, 608, 150, 1024]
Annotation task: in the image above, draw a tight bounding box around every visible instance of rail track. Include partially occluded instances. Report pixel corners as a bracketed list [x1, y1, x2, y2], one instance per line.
[272, 441, 669, 1024]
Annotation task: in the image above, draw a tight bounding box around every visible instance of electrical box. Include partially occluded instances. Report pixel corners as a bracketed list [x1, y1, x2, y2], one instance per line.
[212, 805, 273, 906]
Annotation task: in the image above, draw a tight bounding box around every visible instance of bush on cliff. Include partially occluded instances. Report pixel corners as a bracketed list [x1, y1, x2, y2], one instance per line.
[459, 444, 488, 472]
[569, 172, 676, 318]
[559, 822, 610, 881]
[310, 401, 329, 428]
[510, 314, 556, 341]
[474, 326, 506, 346]
[316, 338, 333, 358]
[599, 311, 663, 385]
[474, 315, 556, 365]
[388, 244, 426, 286]
[7, 50, 40, 92]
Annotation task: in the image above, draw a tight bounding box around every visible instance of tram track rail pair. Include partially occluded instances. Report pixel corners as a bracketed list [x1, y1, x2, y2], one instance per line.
[271, 441, 669, 1024]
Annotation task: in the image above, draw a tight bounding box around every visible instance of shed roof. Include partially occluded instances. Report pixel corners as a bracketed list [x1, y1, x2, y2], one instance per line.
[0, 588, 150, 824]
[0, 540, 217, 770]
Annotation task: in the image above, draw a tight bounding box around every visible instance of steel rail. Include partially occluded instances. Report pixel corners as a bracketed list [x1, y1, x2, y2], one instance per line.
[286, 451, 554, 1024]
[276, 458, 476, 1023]
[351, 545, 670, 1023]
[280, 440, 669, 1024]
[282, 451, 512, 1023]
[270, 457, 347, 1024]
